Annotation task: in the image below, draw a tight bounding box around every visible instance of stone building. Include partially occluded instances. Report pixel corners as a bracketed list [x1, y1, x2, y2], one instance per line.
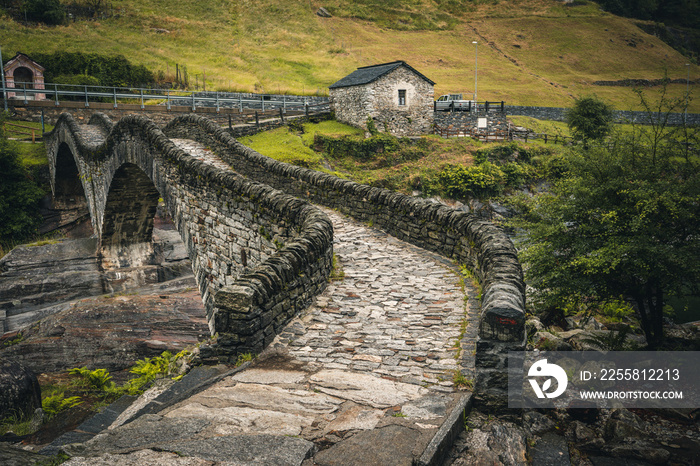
[329, 61, 435, 136]
[3, 53, 46, 100]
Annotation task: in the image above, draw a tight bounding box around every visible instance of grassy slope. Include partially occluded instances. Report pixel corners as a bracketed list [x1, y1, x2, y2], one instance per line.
[241, 119, 490, 194]
[238, 120, 363, 170]
[0, 0, 697, 110]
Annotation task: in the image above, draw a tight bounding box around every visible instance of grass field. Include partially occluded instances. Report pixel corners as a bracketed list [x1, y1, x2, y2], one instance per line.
[0, 0, 697, 111]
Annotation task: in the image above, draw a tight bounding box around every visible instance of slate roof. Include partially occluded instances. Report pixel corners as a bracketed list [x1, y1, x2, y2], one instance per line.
[329, 61, 435, 89]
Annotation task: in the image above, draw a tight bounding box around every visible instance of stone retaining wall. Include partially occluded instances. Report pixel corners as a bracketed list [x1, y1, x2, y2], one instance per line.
[45, 113, 334, 361]
[433, 111, 510, 139]
[506, 105, 700, 126]
[163, 115, 527, 408]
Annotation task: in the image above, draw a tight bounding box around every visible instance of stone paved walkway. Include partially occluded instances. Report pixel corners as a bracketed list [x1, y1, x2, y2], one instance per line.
[275, 208, 470, 390]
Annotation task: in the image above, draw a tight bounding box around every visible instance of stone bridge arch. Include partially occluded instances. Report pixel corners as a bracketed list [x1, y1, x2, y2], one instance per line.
[53, 141, 88, 210]
[45, 113, 334, 360]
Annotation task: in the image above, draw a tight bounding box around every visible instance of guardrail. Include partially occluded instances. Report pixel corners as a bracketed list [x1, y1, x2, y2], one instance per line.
[1, 82, 330, 113]
[4, 121, 38, 142]
[434, 100, 506, 113]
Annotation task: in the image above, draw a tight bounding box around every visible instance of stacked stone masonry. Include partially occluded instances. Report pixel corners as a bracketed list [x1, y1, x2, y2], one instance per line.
[165, 115, 526, 407]
[45, 113, 334, 360]
[434, 111, 510, 139]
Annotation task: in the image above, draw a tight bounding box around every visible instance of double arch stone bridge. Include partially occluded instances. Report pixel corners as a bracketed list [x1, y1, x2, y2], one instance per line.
[46, 112, 526, 403]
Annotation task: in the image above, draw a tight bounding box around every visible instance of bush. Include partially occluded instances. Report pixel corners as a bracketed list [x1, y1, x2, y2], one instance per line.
[434, 162, 505, 199]
[566, 96, 614, 142]
[500, 162, 532, 187]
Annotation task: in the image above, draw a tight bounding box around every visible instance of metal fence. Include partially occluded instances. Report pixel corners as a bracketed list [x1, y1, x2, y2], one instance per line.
[1, 82, 330, 113]
[434, 100, 506, 113]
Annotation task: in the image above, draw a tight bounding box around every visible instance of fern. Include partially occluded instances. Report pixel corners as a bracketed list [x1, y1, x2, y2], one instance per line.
[68, 367, 115, 391]
[42, 393, 82, 420]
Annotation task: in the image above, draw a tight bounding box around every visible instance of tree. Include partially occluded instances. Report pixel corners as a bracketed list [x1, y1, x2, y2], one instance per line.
[513, 89, 700, 347]
[83, 0, 105, 18]
[0, 120, 44, 247]
[566, 96, 615, 143]
[24, 0, 65, 25]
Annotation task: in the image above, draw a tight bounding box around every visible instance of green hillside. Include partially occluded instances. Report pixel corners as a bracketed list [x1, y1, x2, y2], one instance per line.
[0, 0, 697, 111]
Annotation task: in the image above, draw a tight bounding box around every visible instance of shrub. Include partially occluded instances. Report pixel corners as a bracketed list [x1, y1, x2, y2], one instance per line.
[434, 162, 505, 199]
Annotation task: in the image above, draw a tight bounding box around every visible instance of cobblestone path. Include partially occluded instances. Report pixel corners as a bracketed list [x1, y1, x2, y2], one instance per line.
[274, 208, 476, 390]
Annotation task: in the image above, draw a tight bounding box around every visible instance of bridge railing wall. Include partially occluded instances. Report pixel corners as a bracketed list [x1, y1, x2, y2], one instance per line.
[164, 115, 526, 407]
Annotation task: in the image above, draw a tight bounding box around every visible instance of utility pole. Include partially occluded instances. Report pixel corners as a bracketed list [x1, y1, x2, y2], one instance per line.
[0, 45, 7, 112]
[472, 41, 478, 112]
[686, 63, 690, 124]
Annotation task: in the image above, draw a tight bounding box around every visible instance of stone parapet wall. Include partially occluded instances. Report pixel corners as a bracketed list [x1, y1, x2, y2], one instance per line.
[506, 105, 700, 126]
[45, 113, 334, 360]
[163, 115, 526, 408]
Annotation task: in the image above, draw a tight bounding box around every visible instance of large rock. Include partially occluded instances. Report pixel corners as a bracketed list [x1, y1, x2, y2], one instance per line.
[0, 443, 50, 466]
[451, 421, 528, 466]
[0, 227, 191, 335]
[314, 425, 420, 466]
[0, 278, 209, 375]
[0, 359, 41, 420]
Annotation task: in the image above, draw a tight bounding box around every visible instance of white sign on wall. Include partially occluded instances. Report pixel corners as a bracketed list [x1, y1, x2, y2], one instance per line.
[478, 117, 488, 129]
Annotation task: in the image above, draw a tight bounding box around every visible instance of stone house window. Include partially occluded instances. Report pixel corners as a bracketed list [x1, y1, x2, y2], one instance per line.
[398, 89, 406, 106]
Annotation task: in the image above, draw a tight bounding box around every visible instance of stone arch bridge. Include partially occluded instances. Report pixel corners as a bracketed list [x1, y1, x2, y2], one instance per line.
[46, 113, 526, 403]
[46, 113, 333, 358]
